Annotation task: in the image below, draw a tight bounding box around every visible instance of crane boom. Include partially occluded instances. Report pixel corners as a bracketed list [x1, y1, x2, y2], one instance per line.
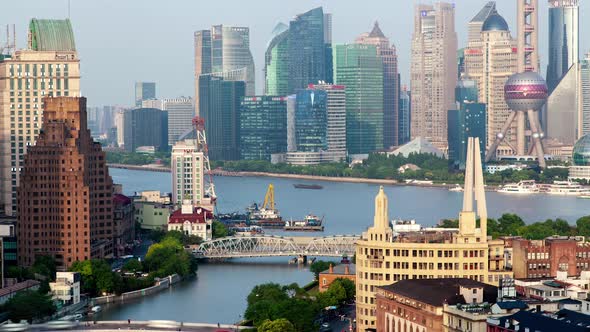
[193, 116, 216, 201]
[262, 184, 275, 211]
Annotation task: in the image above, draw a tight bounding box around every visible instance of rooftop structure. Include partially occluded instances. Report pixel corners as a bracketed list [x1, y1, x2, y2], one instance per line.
[387, 137, 444, 158]
[28, 18, 76, 51]
[168, 204, 213, 241]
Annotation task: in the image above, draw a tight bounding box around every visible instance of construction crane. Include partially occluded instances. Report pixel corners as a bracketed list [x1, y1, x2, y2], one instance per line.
[262, 184, 275, 211]
[192, 116, 216, 203]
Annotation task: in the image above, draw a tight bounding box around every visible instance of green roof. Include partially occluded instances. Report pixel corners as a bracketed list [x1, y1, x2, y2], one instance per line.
[28, 18, 76, 51]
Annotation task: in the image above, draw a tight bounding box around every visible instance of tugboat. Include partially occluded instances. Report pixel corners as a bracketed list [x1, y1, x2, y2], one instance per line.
[248, 184, 284, 228]
[293, 184, 324, 190]
[284, 214, 324, 231]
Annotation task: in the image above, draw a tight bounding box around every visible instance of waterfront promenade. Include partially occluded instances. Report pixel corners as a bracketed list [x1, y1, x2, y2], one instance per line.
[16, 320, 249, 331]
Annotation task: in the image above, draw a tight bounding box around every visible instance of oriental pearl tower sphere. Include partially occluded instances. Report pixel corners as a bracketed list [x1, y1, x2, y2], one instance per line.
[485, 72, 548, 168]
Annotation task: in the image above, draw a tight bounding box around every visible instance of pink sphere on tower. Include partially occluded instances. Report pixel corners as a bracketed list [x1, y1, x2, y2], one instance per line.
[504, 72, 548, 111]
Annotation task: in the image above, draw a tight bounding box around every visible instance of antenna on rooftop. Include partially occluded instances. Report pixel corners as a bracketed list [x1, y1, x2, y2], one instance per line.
[1, 24, 16, 56]
[68, 0, 71, 19]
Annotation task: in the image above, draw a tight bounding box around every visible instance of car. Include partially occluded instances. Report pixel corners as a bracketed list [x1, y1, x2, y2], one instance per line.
[319, 322, 331, 332]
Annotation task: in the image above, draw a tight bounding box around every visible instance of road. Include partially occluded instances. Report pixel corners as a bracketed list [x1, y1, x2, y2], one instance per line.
[328, 304, 356, 332]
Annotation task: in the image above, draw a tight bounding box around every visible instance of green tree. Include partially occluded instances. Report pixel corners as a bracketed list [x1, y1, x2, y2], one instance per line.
[332, 278, 355, 302]
[258, 319, 296, 332]
[497, 214, 526, 236]
[144, 236, 196, 277]
[317, 281, 346, 307]
[122, 259, 143, 272]
[212, 221, 229, 238]
[577, 216, 590, 237]
[69, 259, 119, 296]
[438, 219, 459, 228]
[4, 290, 56, 323]
[309, 261, 333, 280]
[31, 256, 57, 281]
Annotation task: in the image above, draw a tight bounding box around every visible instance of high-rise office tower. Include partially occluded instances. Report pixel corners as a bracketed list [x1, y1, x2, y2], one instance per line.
[240, 96, 287, 161]
[264, 23, 289, 96]
[161, 97, 194, 146]
[309, 83, 347, 161]
[448, 80, 487, 169]
[468, 1, 497, 43]
[547, 0, 579, 93]
[324, 13, 334, 85]
[581, 54, 590, 137]
[171, 140, 212, 210]
[398, 86, 411, 145]
[123, 108, 168, 152]
[464, 10, 518, 150]
[288, 7, 327, 93]
[194, 26, 254, 114]
[0, 19, 80, 216]
[199, 74, 245, 161]
[410, 3, 458, 148]
[334, 44, 384, 155]
[135, 82, 156, 107]
[17, 97, 113, 270]
[356, 22, 399, 149]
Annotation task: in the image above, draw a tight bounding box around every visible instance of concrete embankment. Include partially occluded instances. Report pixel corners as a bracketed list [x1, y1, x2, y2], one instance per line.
[90, 274, 182, 305]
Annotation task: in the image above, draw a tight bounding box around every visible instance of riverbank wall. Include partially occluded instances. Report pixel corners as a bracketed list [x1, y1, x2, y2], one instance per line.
[90, 274, 182, 306]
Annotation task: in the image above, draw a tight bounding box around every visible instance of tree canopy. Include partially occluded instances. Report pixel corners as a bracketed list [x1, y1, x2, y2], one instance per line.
[309, 261, 333, 280]
[4, 290, 56, 323]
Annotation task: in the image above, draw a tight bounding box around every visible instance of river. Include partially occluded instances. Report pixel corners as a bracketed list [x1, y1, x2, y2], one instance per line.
[95, 168, 590, 324]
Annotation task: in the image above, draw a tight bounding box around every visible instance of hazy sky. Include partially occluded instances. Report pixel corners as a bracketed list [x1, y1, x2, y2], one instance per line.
[1, 0, 588, 106]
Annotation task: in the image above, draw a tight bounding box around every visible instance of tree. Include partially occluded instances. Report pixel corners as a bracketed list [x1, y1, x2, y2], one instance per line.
[212, 221, 229, 238]
[69, 259, 119, 296]
[31, 256, 57, 281]
[143, 236, 196, 278]
[309, 261, 333, 280]
[317, 281, 346, 307]
[258, 319, 296, 332]
[122, 259, 143, 272]
[497, 214, 526, 236]
[332, 278, 355, 302]
[577, 216, 590, 237]
[438, 219, 459, 228]
[4, 290, 56, 323]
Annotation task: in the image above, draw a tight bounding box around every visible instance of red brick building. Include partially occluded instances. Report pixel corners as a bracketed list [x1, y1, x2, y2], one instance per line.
[17, 97, 114, 270]
[318, 263, 356, 292]
[511, 237, 590, 278]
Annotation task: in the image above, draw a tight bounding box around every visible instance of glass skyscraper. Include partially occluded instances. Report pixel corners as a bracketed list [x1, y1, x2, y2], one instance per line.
[447, 80, 486, 170]
[239, 96, 287, 160]
[123, 108, 168, 152]
[547, 0, 579, 93]
[294, 90, 328, 152]
[334, 44, 384, 155]
[264, 23, 289, 96]
[199, 75, 245, 161]
[134, 82, 156, 107]
[398, 86, 411, 145]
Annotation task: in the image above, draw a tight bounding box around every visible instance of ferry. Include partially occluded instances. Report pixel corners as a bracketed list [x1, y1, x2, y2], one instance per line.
[497, 180, 539, 194]
[284, 214, 324, 231]
[293, 184, 324, 190]
[448, 185, 463, 192]
[543, 181, 590, 196]
[231, 225, 264, 236]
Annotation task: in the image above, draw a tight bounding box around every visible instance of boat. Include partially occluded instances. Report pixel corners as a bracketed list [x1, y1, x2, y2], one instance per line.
[543, 180, 590, 196]
[293, 184, 324, 190]
[448, 185, 463, 192]
[497, 180, 540, 194]
[247, 184, 283, 228]
[230, 224, 264, 236]
[284, 214, 324, 231]
[579, 195, 590, 199]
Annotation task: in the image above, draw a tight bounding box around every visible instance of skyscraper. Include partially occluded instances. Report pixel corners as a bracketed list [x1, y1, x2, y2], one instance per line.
[288, 7, 327, 93]
[0, 19, 80, 216]
[546, 61, 581, 145]
[123, 108, 168, 152]
[581, 54, 590, 137]
[356, 22, 399, 149]
[464, 10, 518, 150]
[194, 26, 254, 114]
[161, 97, 194, 146]
[547, 0, 579, 93]
[171, 140, 213, 210]
[410, 3, 458, 148]
[310, 83, 347, 161]
[294, 90, 327, 153]
[199, 74, 245, 161]
[239, 96, 287, 161]
[398, 86, 411, 145]
[334, 44, 384, 155]
[467, 1, 497, 43]
[264, 23, 289, 96]
[17, 97, 114, 270]
[134, 82, 156, 107]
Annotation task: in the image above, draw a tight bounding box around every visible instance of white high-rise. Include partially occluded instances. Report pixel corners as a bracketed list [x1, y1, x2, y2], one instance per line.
[171, 140, 213, 210]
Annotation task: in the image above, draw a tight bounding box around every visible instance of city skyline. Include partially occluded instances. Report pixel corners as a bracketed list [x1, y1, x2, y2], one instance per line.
[2, 0, 589, 105]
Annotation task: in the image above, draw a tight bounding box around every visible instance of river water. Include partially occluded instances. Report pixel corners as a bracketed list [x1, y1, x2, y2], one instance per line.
[95, 168, 590, 323]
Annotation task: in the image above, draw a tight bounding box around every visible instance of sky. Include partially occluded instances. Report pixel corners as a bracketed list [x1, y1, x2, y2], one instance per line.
[1, 0, 588, 106]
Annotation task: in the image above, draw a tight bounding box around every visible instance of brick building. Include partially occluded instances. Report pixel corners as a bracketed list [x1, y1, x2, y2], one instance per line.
[511, 236, 590, 278]
[319, 263, 355, 292]
[113, 194, 135, 256]
[17, 97, 114, 270]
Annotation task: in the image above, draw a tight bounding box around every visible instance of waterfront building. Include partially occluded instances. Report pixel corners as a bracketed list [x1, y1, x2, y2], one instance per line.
[356, 21, 400, 149]
[398, 86, 411, 145]
[546, 62, 581, 145]
[123, 107, 168, 152]
[239, 96, 287, 161]
[134, 201, 172, 231]
[570, 134, 590, 181]
[334, 43, 383, 155]
[50, 272, 81, 306]
[264, 23, 289, 96]
[199, 74, 245, 161]
[194, 25, 254, 115]
[161, 97, 194, 146]
[410, 2, 457, 149]
[113, 194, 135, 257]
[355, 138, 511, 331]
[464, 10, 518, 150]
[487, 309, 590, 332]
[17, 97, 114, 270]
[375, 278, 497, 332]
[135, 191, 171, 204]
[171, 140, 213, 210]
[0, 19, 80, 216]
[319, 264, 355, 292]
[547, 0, 579, 93]
[168, 204, 213, 241]
[511, 236, 590, 278]
[135, 82, 156, 107]
[448, 80, 487, 170]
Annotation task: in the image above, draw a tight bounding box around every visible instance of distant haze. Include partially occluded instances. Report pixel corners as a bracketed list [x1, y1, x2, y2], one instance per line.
[1, 0, 588, 106]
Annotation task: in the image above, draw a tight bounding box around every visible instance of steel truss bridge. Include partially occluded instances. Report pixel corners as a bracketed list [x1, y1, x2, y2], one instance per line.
[192, 235, 359, 259]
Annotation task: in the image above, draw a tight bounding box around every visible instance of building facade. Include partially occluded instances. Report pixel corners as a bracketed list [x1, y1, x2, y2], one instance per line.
[113, 194, 135, 257]
[319, 264, 355, 292]
[199, 75, 245, 161]
[239, 96, 287, 161]
[334, 43, 383, 155]
[168, 204, 213, 241]
[50, 272, 81, 306]
[264, 23, 289, 96]
[308, 83, 346, 161]
[123, 108, 168, 152]
[398, 86, 411, 146]
[17, 97, 114, 270]
[356, 22, 399, 149]
[547, 0, 579, 93]
[410, 3, 457, 148]
[171, 140, 212, 210]
[0, 19, 80, 216]
[134, 82, 156, 107]
[161, 97, 194, 147]
[355, 138, 511, 331]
